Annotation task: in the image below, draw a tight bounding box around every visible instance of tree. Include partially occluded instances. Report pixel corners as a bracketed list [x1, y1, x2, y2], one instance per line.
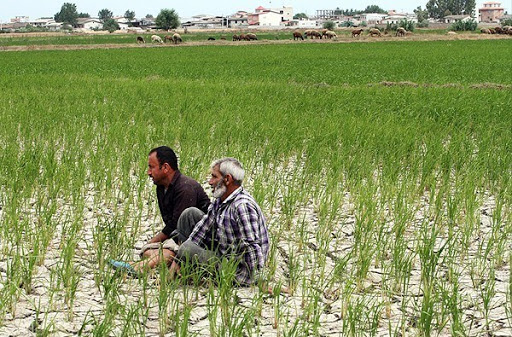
[293, 13, 308, 20]
[54, 2, 78, 26]
[103, 18, 119, 33]
[78, 12, 90, 18]
[323, 21, 335, 30]
[124, 10, 135, 21]
[414, 6, 428, 22]
[156, 9, 180, 30]
[426, 0, 476, 19]
[363, 5, 387, 14]
[98, 8, 113, 22]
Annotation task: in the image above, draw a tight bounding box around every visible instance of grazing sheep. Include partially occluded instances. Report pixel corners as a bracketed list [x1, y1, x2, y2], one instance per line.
[136, 36, 145, 44]
[494, 27, 503, 34]
[480, 28, 491, 34]
[220, 36, 226, 40]
[151, 35, 163, 43]
[320, 29, 328, 37]
[447, 31, 457, 35]
[246, 33, 258, 40]
[232, 34, 240, 41]
[208, 37, 216, 41]
[172, 33, 182, 44]
[306, 30, 322, 39]
[293, 30, 304, 40]
[239, 33, 247, 41]
[369, 28, 382, 37]
[324, 30, 337, 39]
[164, 35, 173, 43]
[489, 28, 496, 34]
[351, 28, 364, 37]
[396, 27, 407, 37]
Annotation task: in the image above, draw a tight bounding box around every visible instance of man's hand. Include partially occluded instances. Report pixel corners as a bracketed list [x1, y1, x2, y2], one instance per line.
[169, 260, 180, 280]
[148, 231, 168, 244]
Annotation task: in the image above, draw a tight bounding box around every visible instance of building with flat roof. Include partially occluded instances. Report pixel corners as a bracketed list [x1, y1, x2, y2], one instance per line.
[479, 2, 505, 22]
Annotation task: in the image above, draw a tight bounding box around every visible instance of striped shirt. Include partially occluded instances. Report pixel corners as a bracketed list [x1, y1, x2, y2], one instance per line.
[188, 187, 269, 285]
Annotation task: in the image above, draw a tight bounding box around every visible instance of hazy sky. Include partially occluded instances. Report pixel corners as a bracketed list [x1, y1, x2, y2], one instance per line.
[0, 1, 509, 22]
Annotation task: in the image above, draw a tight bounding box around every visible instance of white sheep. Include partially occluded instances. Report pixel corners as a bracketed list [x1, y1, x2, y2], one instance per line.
[151, 35, 163, 43]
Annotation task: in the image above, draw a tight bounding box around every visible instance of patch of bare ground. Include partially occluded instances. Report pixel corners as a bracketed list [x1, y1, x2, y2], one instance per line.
[0, 32, 510, 52]
[372, 81, 511, 90]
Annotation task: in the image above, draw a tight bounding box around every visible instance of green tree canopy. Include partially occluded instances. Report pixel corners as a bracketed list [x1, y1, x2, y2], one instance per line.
[156, 8, 180, 30]
[414, 6, 428, 22]
[98, 8, 113, 22]
[103, 18, 120, 33]
[293, 13, 308, 20]
[363, 5, 387, 13]
[54, 2, 78, 26]
[426, 0, 475, 19]
[124, 10, 135, 21]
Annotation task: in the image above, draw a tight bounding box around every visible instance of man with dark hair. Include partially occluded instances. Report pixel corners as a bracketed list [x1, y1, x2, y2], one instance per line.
[110, 146, 210, 274]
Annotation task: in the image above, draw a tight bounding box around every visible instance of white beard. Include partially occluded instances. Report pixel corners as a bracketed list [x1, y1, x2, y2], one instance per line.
[212, 181, 227, 198]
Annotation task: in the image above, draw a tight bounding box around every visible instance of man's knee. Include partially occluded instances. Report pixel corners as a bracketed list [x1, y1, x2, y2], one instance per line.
[176, 207, 205, 242]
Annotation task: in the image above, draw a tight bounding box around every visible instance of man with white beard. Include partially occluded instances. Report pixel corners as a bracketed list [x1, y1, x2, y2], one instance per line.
[170, 157, 269, 285]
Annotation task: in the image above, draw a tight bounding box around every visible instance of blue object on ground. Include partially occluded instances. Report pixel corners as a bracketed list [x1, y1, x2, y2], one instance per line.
[108, 259, 139, 277]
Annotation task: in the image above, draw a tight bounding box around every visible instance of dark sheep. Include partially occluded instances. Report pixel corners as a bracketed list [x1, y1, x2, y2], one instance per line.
[396, 27, 406, 37]
[351, 28, 364, 37]
[232, 34, 240, 41]
[136, 36, 145, 44]
[164, 35, 173, 43]
[208, 37, 216, 41]
[293, 31, 304, 40]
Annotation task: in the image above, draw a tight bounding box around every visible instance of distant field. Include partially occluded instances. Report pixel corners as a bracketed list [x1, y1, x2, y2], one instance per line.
[0, 40, 511, 336]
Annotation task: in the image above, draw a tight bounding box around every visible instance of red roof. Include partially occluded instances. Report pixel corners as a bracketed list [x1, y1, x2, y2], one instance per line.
[256, 6, 267, 10]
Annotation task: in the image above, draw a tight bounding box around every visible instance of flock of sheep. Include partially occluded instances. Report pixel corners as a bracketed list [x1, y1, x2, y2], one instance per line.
[134, 24, 511, 46]
[480, 26, 512, 35]
[136, 33, 183, 44]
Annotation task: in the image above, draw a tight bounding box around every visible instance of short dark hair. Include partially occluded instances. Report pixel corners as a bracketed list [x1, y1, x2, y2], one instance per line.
[149, 146, 178, 170]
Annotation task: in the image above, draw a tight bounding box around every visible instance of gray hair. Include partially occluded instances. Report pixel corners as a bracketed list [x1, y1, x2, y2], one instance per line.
[211, 157, 245, 185]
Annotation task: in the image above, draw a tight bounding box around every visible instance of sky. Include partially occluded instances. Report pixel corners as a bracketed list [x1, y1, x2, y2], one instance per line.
[0, 0, 510, 22]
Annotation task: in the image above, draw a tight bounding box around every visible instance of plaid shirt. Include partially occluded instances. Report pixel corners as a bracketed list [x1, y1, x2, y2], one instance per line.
[188, 187, 269, 285]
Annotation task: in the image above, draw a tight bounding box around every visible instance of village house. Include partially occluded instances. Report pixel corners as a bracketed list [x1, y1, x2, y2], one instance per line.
[382, 10, 418, 24]
[75, 18, 103, 30]
[248, 6, 293, 26]
[479, 1, 505, 22]
[443, 14, 473, 23]
[181, 14, 227, 29]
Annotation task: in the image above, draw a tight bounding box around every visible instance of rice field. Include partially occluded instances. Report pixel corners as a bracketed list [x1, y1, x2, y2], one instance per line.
[0, 38, 511, 336]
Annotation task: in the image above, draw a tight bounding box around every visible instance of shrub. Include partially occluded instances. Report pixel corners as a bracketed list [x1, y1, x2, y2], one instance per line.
[341, 21, 354, 27]
[399, 19, 415, 32]
[450, 19, 477, 31]
[417, 21, 429, 28]
[501, 18, 512, 26]
[323, 21, 335, 31]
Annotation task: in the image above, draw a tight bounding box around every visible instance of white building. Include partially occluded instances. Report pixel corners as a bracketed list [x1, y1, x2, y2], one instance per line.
[76, 18, 103, 30]
[444, 15, 473, 23]
[358, 13, 387, 24]
[248, 5, 293, 26]
[290, 19, 318, 28]
[382, 14, 418, 24]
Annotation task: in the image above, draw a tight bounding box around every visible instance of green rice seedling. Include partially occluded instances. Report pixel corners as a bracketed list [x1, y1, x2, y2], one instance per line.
[417, 218, 446, 336]
[480, 266, 496, 333]
[506, 251, 512, 327]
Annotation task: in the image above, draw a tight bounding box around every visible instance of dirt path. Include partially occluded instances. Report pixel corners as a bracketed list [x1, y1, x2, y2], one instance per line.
[1, 33, 510, 52]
